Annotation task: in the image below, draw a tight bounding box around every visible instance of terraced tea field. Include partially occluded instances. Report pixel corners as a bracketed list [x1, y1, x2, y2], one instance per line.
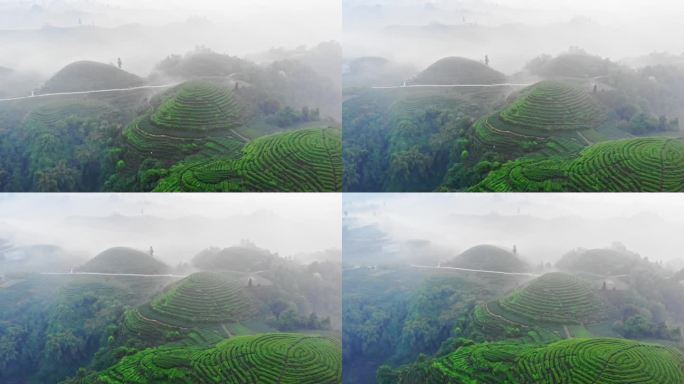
[96, 333, 342, 383]
[123, 272, 255, 343]
[516, 338, 684, 383]
[417, 338, 684, 384]
[473, 81, 602, 159]
[473, 137, 684, 192]
[499, 273, 603, 324]
[150, 272, 252, 324]
[499, 81, 601, 132]
[154, 127, 342, 192]
[472, 273, 606, 340]
[149, 81, 241, 135]
[445, 245, 529, 273]
[123, 80, 246, 168]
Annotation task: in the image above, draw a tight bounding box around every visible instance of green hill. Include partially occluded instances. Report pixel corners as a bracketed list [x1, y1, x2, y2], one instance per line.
[498, 81, 601, 132]
[529, 53, 617, 78]
[122, 271, 256, 346]
[154, 127, 342, 192]
[121, 80, 246, 179]
[412, 57, 506, 85]
[557, 247, 644, 275]
[473, 81, 603, 161]
[145, 272, 252, 324]
[42, 61, 143, 92]
[393, 338, 684, 384]
[78, 247, 168, 274]
[92, 333, 341, 384]
[192, 246, 276, 272]
[153, 49, 254, 79]
[498, 272, 603, 324]
[472, 137, 684, 192]
[471, 273, 606, 340]
[444, 245, 528, 272]
[150, 81, 242, 134]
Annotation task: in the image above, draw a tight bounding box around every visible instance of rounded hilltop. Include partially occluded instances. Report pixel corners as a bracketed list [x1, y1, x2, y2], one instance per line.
[444, 244, 528, 272]
[77, 247, 168, 274]
[412, 56, 507, 85]
[498, 272, 603, 324]
[150, 80, 242, 134]
[42, 61, 143, 93]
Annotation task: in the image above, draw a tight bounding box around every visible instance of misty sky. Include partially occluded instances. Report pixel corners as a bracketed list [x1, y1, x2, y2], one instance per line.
[344, 193, 684, 265]
[0, 0, 340, 76]
[344, 0, 684, 27]
[344, 0, 684, 73]
[0, 193, 341, 265]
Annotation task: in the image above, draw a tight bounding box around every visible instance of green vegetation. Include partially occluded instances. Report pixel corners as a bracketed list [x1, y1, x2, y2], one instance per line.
[472, 273, 605, 341]
[556, 247, 644, 275]
[150, 81, 242, 133]
[192, 245, 277, 272]
[526, 52, 618, 78]
[342, 266, 521, 383]
[118, 80, 245, 177]
[473, 137, 684, 191]
[343, 88, 488, 191]
[78, 247, 169, 274]
[472, 81, 601, 162]
[444, 245, 528, 272]
[42, 61, 143, 93]
[87, 333, 341, 384]
[0, 274, 177, 383]
[122, 272, 254, 345]
[380, 338, 684, 383]
[411, 57, 507, 85]
[155, 127, 342, 192]
[149, 272, 253, 324]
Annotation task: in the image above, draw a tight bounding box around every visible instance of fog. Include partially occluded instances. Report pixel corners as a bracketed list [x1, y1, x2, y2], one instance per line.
[0, 193, 341, 269]
[344, 0, 684, 75]
[343, 193, 684, 267]
[0, 0, 340, 77]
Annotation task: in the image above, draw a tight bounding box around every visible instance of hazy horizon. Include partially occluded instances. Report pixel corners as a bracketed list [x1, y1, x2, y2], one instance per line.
[344, 0, 684, 75]
[0, 0, 340, 77]
[0, 193, 342, 266]
[344, 194, 684, 266]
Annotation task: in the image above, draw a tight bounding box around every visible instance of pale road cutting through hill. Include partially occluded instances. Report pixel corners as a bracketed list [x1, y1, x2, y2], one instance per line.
[411, 265, 629, 280]
[372, 83, 533, 89]
[0, 83, 181, 102]
[41, 271, 187, 278]
[40, 269, 267, 278]
[411, 264, 541, 277]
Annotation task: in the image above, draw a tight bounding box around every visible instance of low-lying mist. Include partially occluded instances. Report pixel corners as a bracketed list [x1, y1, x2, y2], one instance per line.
[343, 194, 684, 269]
[0, 0, 340, 79]
[0, 193, 341, 272]
[344, 0, 684, 76]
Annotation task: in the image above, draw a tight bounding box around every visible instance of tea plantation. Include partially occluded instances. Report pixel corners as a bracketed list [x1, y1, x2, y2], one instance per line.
[473, 81, 602, 160]
[406, 338, 684, 384]
[471, 273, 606, 340]
[93, 333, 342, 383]
[154, 127, 342, 191]
[473, 137, 684, 191]
[123, 272, 255, 343]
